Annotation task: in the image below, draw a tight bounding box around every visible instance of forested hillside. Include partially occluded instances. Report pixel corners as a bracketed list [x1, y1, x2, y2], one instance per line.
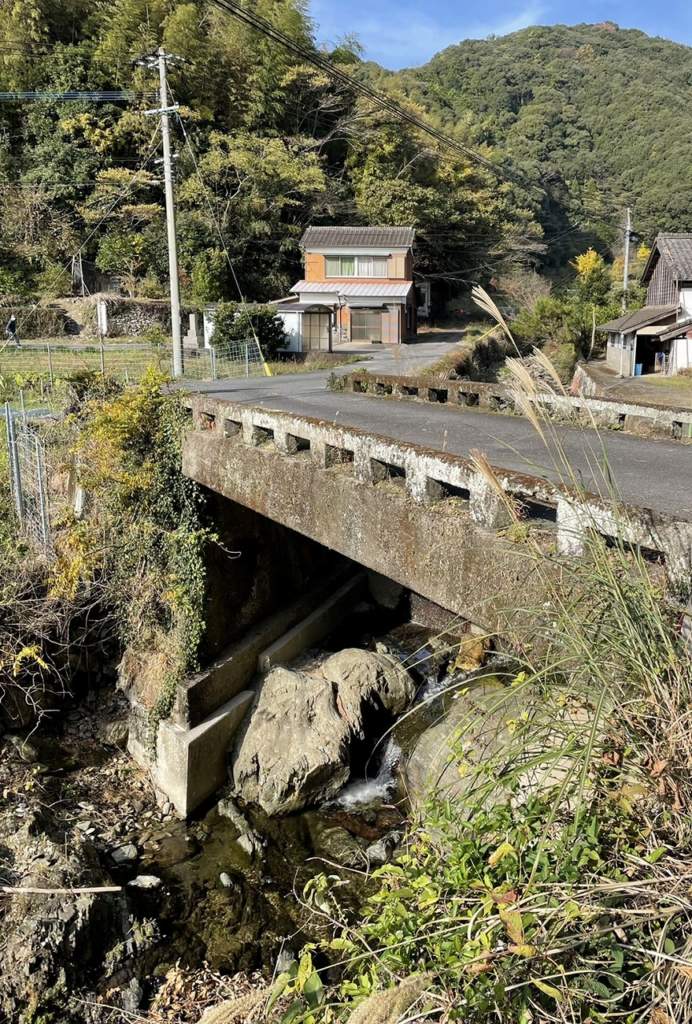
[383, 22, 692, 265]
[0, 0, 538, 305]
[1, 8, 690, 305]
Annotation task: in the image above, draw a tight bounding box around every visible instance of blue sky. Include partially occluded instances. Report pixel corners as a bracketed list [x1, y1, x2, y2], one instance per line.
[308, 0, 692, 68]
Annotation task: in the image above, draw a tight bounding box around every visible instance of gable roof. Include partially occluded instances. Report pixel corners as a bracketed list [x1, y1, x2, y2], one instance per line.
[301, 226, 415, 249]
[597, 304, 678, 333]
[642, 233, 692, 284]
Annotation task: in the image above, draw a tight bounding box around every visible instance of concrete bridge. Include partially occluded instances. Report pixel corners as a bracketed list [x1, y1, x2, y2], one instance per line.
[141, 349, 692, 816]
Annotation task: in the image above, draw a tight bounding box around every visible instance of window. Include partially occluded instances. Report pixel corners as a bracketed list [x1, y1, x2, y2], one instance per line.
[357, 256, 388, 277]
[325, 256, 389, 278]
[326, 256, 355, 277]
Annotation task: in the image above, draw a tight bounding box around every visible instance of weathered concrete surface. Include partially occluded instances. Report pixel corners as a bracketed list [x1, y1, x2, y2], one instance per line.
[174, 569, 357, 727]
[184, 396, 692, 595]
[183, 427, 564, 634]
[155, 691, 254, 817]
[258, 575, 366, 672]
[345, 370, 692, 443]
[188, 388, 692, 522]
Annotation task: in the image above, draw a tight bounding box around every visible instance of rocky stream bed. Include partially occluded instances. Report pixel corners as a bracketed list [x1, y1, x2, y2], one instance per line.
[0, 609, 495, 1023]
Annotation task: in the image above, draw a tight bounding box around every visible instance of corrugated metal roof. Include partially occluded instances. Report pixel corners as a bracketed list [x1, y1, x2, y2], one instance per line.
[291, 281, 412, 298]
[598, 304, 678, 333]
[274, 301, 335, 312]
[659, 317, 692, 342]
[300, 226, 415, 249]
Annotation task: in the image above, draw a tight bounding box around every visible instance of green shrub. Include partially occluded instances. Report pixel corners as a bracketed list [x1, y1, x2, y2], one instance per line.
[211, 302, 286, 360]
[35, 262, 72, 300]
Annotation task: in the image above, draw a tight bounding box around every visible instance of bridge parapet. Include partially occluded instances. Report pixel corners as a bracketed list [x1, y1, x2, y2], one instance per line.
[343, 372, 692, 442]
[187, 398, 692, 584]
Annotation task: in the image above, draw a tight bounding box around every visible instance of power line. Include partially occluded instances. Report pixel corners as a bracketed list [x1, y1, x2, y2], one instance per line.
[208, 0, 543, 197]
[207, 0, 624, 244]
[0, 90, 137, 102]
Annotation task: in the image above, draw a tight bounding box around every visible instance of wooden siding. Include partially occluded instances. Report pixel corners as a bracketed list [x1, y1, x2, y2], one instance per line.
[305, 252, 325, 282]
[647, 254, 678, 306]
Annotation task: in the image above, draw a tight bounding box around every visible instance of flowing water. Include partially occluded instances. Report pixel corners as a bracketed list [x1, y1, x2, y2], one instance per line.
[123, 615, 490, 988]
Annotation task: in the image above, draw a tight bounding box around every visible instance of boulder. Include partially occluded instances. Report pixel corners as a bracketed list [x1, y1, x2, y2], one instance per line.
[405, 678, 590, 812]
[231, 649, 414, 816]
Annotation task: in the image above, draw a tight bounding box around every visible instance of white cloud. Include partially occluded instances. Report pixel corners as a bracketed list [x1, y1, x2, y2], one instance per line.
[310, 1, 548, 68]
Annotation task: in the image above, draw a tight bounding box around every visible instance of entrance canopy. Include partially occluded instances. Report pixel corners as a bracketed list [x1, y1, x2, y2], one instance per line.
[290, 281, 412, 304]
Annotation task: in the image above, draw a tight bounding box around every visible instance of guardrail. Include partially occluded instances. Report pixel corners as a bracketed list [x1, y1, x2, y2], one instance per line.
[187, 397, 692, 583]
[341, 372, 692, 442]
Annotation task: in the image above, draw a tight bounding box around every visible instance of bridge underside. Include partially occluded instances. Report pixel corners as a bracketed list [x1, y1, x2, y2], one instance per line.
[183, 422, 565, 638]
[146, 399, 689, 816]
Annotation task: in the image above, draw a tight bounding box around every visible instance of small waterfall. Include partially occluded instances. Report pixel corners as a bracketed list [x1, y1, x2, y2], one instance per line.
[330, 735, 401, 810]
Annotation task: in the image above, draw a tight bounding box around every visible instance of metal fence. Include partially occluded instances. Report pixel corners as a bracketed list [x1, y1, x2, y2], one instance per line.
[0, 337, 268, 400]
[181, 337, 269, 382]
[4, 403, 52, 554]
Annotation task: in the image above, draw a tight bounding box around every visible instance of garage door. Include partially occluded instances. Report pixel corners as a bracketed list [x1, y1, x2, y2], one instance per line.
[351, 309, 382, 343]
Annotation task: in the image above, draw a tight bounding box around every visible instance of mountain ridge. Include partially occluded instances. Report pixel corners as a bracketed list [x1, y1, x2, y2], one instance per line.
[369, 21, 692, 258]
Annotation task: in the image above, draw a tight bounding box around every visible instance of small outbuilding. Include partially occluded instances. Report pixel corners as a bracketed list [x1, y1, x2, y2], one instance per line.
[600, 233, 692, 376]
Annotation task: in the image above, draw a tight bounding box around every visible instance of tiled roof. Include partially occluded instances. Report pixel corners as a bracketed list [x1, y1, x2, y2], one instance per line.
[650, 233, 692, 281]
[300, 226, 415, 249]
[291, 281, 413, 298]
[598, 304, 678, 333]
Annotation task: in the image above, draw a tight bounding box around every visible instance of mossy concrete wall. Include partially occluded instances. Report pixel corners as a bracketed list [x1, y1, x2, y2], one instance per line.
[183, 429, 563, 637]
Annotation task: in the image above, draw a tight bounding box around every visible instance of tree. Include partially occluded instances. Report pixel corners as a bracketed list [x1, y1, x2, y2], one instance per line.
[571, 248, 611, 304]
[96, 232, 146, 296]
[212, 302, 286, 359]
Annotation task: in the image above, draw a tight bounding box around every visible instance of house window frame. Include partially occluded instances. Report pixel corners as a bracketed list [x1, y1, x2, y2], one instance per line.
[325, 255, 389, 278]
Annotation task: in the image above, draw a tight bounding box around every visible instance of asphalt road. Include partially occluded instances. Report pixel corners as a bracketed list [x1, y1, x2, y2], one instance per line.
[186, 342, 692, 521]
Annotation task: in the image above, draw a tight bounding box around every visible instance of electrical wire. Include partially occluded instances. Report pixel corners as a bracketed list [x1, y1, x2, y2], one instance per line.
[167, 88, 271, 374]
[208, 0, 541, 196]
[207, 0, 625, 244]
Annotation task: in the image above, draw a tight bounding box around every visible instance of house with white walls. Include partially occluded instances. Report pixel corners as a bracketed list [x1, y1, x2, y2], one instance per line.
[274, 226, 417, 352]
[600, 233, 692, 376]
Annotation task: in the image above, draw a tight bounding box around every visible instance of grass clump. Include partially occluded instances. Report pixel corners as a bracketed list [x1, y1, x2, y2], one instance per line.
[272, 303, 692, 1024]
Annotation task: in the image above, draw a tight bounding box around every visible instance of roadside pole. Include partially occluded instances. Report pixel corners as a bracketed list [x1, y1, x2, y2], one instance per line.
[619, 208, 632, 376]
[142, 49, 183, 378]
[622, 206, 632, 313]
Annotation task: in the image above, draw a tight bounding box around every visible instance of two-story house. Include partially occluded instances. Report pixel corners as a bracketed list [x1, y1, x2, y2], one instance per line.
[600, 233, 692, 376]
[275, 226, 417, 351]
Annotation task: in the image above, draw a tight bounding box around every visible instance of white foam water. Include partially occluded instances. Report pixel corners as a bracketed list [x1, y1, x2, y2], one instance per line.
[331, 736, 401, 810]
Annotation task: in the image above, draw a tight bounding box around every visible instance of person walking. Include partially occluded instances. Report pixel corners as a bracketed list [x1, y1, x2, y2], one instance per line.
[5, 314, 20, 349]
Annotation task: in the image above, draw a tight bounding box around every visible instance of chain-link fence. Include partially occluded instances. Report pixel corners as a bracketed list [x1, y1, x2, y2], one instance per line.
[4, 403, 53, 554]
[0, 337, 268, 409]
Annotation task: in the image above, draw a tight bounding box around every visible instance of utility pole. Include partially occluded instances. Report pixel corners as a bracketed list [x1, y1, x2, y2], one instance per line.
[141, 48, 183, 378]
[622, 207, 632, 314]
[619, 207, 632, 377]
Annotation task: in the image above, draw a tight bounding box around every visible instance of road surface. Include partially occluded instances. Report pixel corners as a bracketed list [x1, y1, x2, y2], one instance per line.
[185, 341, 692, 521]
